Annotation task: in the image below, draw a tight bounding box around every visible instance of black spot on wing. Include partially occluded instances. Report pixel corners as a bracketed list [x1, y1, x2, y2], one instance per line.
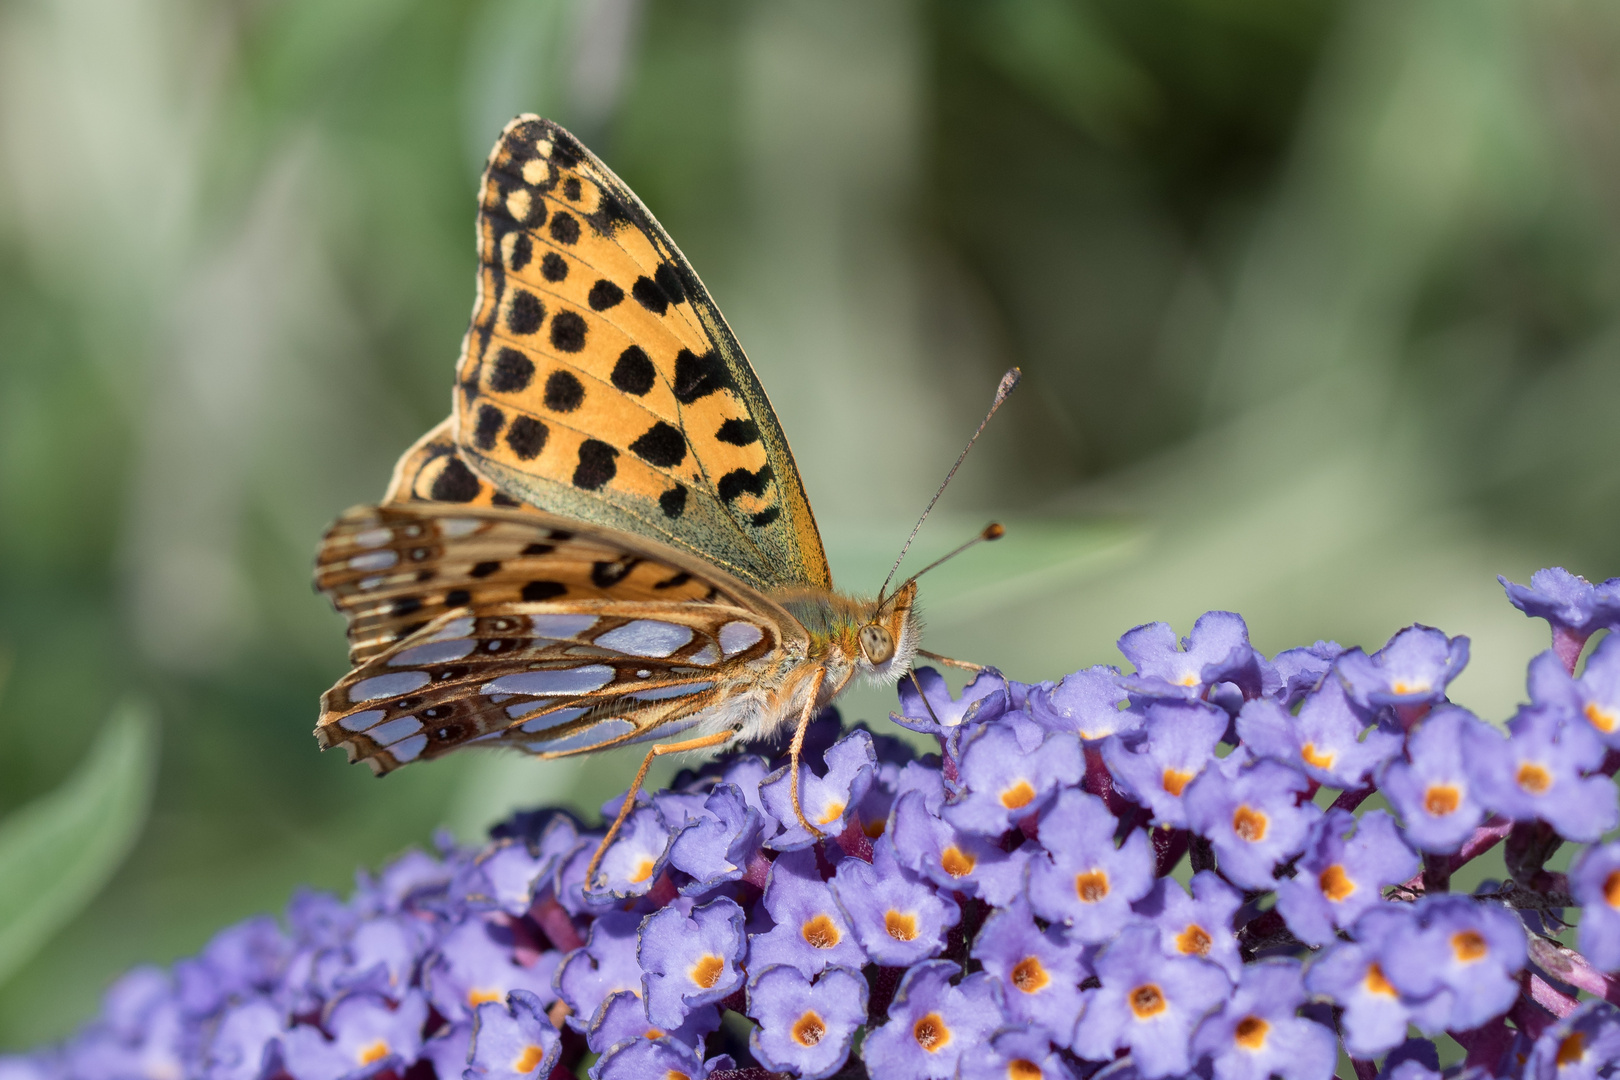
[550, 213, 580, 245]
[718, 464, 774, 503]
[612, 347, 656, 395]
[392, 597, 423, 617]
[549, 131, 583, 168]
[522, 581, 567, 601]
[508, 233, 533, 272]
[541, 253, 568, 282]
[715, 418, 759, 446]
[572, 439, 618, 490]
[751, 507, 781, 528]
[673, 349, 731, 404]
[550, 311, 587, 353]
[491, 492, 520, 507]
[445, 588, 471, 607]
[563, 177, 582, 201]
[473, 404, 505, 450]
[588, 279, 624, 310]
[431, 458, 483, 502]
[470, 561, 501, 578]
[659, 484, 687, 519]
[632, 276, 669, 316]
[490, 348, 534, 392]
[544, 370, 585, 412]
[654, 262, 685, 304]
[654, 571, 692, 590]
[522, 542, 554, 555]
[591, 557, 640, 588]
[629, 422, 686, 467]
[507, 290, 544, 336]
[506, 416, 548, 460]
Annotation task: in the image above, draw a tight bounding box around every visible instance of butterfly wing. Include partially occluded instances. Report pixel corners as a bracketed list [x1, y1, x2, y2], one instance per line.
[315, 504, 799, 773]
[316, 503, 800, 665]
[449, 114, 831, 595]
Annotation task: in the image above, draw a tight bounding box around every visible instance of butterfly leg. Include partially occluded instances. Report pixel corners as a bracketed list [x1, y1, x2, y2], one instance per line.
[788, 666, 829, 840]
[586, 728, 739, 889]
[916, 648, 985, 673]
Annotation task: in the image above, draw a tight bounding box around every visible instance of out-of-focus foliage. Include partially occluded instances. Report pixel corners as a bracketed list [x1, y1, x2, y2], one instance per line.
[0, 0, 1616, 1047]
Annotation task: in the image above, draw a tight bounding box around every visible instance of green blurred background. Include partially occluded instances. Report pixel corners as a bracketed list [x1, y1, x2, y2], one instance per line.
[2, 0, 1618, 1048]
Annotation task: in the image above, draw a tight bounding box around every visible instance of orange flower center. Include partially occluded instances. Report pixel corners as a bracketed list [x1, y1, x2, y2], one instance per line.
[357, 1040, 390, 1065]
[1364, 962, 1396, 997]
[1175, 924, 1212, 956]
[467, 988, 502, 1006]
[802, 914, 841, 949]
[941, 846, 976, 877]
[1232, 804, 1268, 842]
[1318, 864, 1356, 902]
[1008, 1060, 1044, 1080]
[1161, 768, 1194, 797]
[513, 1045, 546, 1073]
[1075, 870, 1110, 903]
[913, 1012, 951, 1052]
[1516, 762, 1552, 795]
[1390, 679, 1430, 696]
[817, 801, 846, 826]
[1129, 983, 1167, 1019]
[792, 1011, 826, 1047]
[1234, 1016, 1269, 1049]
[1586, 701, 1618, 734]
[1012, 956, 1050, 993]
[689, 954, 725, 988]
[1558, 1031, 1587, 1067]
[1605, 870, 1620, 909]
[1301, 743, 1335, 770]
[1451, 930, 1487, 963]
[629, 859, 657, 884]
[1423, 784, 1460, 816]
[1001, 780, 1037, 809]
[885, 910, 918, 941]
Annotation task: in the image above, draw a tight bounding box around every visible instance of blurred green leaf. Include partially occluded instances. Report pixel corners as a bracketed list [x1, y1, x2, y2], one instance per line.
[0, 702, 159, 989]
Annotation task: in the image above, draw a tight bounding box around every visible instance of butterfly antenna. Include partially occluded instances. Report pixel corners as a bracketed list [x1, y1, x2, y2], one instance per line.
[877, 367, 1021, 604]
[890, 521, 1005, 598]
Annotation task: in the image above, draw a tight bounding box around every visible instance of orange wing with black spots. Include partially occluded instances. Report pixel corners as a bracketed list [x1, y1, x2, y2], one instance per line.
[449, 114, 831, 595]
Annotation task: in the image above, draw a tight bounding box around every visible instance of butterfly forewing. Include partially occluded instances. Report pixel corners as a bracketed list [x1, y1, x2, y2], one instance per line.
[318, 503, 753, 665]
[451, 114, 831, 594]
[384, 417, 540, 513]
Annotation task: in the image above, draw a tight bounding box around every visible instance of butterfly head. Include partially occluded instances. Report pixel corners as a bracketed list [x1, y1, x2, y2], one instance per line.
[856, 580, 920, 683]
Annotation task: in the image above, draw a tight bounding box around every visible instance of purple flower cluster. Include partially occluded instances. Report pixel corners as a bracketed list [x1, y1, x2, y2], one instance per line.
[9, 567, 1620, 1080]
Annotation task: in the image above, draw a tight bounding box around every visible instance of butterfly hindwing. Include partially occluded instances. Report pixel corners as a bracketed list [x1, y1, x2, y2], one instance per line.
[451, 114, 831, 595]
[317, 601, 776, 774]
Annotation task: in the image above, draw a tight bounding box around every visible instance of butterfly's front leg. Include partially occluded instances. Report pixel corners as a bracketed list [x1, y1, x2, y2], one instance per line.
[587, 728, 741, 889]
[787, 666, 829, 840]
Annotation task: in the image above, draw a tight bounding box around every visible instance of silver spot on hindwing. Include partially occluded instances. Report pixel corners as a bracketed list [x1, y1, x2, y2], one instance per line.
[338, 709, 387, 732]
[482, 665, 615, 695]
[595, 620, 694, 657]
[719, 622, 764, 657]
[388, 638, 476, 666]
[350, 670, 431, 701]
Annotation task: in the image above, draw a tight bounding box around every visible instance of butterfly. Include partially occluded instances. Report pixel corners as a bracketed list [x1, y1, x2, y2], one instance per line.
[314, 115, 1010, 884]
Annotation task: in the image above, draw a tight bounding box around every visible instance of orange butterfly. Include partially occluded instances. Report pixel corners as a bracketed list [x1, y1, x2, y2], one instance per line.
[314, 116, 1012, 884]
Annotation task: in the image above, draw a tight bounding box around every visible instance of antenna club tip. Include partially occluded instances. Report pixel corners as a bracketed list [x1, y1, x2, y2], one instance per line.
[983, 522, 1006, 541]
[996, 368, 1022, 396]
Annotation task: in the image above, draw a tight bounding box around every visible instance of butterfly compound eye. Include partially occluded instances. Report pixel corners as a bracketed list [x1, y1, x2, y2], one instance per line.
[859, 624, 895, 665]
